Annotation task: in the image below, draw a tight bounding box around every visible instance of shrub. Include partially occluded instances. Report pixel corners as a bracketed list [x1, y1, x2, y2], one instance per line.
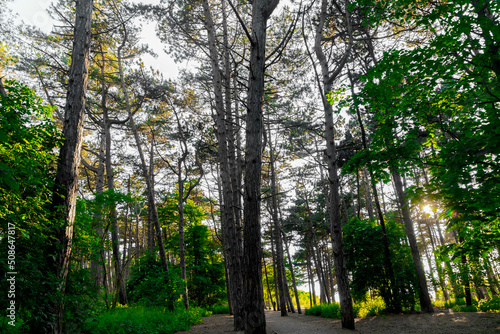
[127, 254, 184, 308]
[211, 305, 230, 314]
[452, 305, 477, 312]
[305, 297, 386, 319]
[477, 296, 500, 312]
[356, 297, 386, 317]
[82, 306, 207, 334]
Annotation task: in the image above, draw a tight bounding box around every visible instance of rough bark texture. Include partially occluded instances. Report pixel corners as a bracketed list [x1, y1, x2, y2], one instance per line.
[243, 1, 279, 331]
[200, 0, 244, 329]
[48, 0, 93, 332]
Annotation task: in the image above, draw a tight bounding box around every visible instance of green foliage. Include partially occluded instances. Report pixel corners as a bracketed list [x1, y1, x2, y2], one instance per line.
[0, 79, 62, 331]
[184, 224, 226, 307]
[82, 306, 208, 334]
[160, 188, 227, 308]
[63, 268, 103, 333]
[452, 305, 478, 313]
[343, 216, 418, 309]
[355, 297, 386, 318]
[345, 0, 500, 298]
[305, 303, 341, 318]
[478, 296, 500, 313]
[305, 297, 386, 319]
[210, 304, 230, 314]
[127, 254, 184, 307]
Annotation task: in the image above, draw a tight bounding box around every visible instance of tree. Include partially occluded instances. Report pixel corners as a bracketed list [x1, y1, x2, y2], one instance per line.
[349, 0, 500, 309]
[48, 0, 93, 332]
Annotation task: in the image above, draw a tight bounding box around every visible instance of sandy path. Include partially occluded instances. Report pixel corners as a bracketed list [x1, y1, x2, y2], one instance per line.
[180, 309, 500, 334]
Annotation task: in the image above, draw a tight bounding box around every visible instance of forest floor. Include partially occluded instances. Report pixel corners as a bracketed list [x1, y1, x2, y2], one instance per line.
[179, 308, 500, 333]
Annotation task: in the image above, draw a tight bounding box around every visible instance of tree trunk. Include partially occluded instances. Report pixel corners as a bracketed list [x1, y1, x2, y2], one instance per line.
[392, 171, 434, 312]
[200, 0, 244, 329]
[314, 0, 354, 327]
[243, 1, 279, 332]
[268, 123, 287, 317]
[104, 104, 127, 306]
[178, 166, 189, 309]
[284, 236, 302, 314]
[47, 0, 93, 332]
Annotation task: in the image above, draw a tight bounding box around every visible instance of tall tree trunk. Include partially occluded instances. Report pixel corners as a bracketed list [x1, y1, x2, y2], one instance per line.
[392, 171, 434, 312]
[47, 0, 93, 332]
[201, 0, 244, 329]
[91, 130, 105, 288]
[268, 123, 288, 316]
[313, 0, 354, 327]
[243, 1, 279, 332]
[426, 218, 450, 301]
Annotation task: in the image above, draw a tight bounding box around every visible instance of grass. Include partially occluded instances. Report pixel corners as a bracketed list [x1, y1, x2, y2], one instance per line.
[82, 306, 211, 334]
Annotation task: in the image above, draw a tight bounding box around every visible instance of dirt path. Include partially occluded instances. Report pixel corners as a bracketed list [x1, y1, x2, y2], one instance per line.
[180, 309, 500, 334]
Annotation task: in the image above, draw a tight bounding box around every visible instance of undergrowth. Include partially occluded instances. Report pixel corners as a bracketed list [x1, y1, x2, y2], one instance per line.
[211, 304, 231, 314]
[305, 296, 386, 319]
[82, 306, 211, 334]
[305, 295, 500, 319]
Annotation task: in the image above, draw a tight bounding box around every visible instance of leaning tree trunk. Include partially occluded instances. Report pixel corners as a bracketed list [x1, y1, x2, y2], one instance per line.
[48, 0, 93, 332]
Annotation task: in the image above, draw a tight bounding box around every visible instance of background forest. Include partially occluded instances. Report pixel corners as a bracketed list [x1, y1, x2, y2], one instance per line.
[0, 0, 499, 333]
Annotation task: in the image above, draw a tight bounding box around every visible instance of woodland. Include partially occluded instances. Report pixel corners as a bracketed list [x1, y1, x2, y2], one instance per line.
[0, 0, 499, 333]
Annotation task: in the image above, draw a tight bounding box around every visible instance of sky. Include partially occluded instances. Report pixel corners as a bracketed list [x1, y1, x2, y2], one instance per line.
[7, 0, 180, 78]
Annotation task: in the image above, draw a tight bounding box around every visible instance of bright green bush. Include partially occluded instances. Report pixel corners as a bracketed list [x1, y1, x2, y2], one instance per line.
[305, 297, 386, 319]
[356, 297, 386, 317]
[82, 306, 208, 334]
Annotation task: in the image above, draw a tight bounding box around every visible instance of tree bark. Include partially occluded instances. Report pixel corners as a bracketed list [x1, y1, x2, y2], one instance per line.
[243, 1, 278, 332]
[200, 0, 244, 329]
[48, 0, 93, 332]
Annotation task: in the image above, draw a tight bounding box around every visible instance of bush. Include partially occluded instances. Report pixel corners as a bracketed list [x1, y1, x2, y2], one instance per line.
[82, 306, 208, 334]
[356, 297, 386, 317]
[305, 297, 386, 319]
[211, 305, 230, 314]
[478, 296, 500, 312]
[452, 305, 478, 312]
[304, 303, 341, 319]
[127, 254, 184, 308]
[444, 298, 467, 309]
